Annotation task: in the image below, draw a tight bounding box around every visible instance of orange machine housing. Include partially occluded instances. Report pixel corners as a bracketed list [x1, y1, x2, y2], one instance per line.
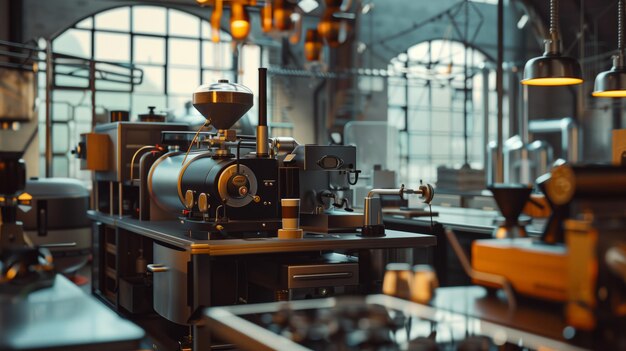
[472, 238, 568, 302]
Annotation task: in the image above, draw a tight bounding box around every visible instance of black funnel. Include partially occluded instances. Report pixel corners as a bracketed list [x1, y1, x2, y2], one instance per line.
[488, 184, 532, 225]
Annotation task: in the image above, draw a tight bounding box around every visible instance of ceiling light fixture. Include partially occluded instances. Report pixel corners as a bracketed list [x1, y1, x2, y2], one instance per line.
[521, 0, 583, 86]
[593, 0, 626, 97]
[230, 3, 251, 41]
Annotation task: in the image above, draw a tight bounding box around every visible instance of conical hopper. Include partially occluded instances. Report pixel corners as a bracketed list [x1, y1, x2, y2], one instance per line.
[192, 79, 253, 130]
[488, 184, 532, 225]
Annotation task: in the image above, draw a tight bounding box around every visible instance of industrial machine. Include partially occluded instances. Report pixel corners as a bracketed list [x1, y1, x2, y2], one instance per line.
[460, 164, 626, 349]
[78, 68, 385, 238]
[79, 67, 436, 351]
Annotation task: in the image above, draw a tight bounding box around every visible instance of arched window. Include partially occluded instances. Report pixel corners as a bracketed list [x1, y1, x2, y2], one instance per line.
[43, 6, 264, 178]
[387, 39, 508, 187]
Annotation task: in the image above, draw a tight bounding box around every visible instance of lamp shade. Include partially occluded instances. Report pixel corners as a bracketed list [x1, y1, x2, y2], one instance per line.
[521, 54, 583, 86]
[230, 3, 250, 41]
[592, 66, 626, 97]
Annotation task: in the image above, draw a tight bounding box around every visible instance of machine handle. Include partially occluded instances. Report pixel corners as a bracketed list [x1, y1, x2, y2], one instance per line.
[292, 272, 352, 281]
[147, 263, 169, 273]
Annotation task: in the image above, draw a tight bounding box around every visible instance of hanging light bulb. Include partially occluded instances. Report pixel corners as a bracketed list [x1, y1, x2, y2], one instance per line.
[317, 7, 342, 47]
[593, 0, 626, 97]
[230, 3, 251, 41]
[260, 1, 273, 32]
[274, 0, 294, 31]
[304, 29, 323, 61]
[521, 0, 583, 86]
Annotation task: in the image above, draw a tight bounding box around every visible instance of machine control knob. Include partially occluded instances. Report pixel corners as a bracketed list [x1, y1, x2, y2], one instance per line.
[184, 190, 194, 210]
[227, 174, 250, 199]
[198, 193, 209, 213]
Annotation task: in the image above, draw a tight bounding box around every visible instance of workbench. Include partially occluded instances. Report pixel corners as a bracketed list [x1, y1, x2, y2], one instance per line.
[87, 210, 436, 350]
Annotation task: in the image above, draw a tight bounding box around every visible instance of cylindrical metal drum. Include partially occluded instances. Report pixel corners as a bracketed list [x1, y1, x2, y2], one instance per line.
[148, 151, 258, 214]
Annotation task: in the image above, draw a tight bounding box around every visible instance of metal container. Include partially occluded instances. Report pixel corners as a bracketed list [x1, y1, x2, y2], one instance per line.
[502, 135, 553, 184]
[148, 242, 191, 325]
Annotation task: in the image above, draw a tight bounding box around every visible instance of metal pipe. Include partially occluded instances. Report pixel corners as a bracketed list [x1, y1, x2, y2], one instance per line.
[256, 68, 269, 157]
[528, 117, 580, 162]
[45, 39, 53, 178]
[482, 66, 490, 177]
[495, 0, 504, 182]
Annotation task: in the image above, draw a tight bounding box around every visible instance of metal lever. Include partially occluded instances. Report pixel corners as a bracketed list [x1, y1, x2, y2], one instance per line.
[147, 263, 169, 273]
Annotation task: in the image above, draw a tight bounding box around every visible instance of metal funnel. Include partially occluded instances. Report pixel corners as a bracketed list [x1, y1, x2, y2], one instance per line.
[488, 184, 532, 225]
[192, 79, 253, 130]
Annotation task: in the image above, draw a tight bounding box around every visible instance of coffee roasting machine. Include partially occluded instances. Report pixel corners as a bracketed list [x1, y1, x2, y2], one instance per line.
[80, 68, 436, 350]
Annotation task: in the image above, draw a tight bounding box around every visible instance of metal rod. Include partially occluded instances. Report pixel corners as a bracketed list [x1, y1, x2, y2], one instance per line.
[45, 39, 53, 178]
[495, 0, 504, 183]
[482, 67, 489, 173]
[256, 67, 269, 157]
[463, 0, 469, 166]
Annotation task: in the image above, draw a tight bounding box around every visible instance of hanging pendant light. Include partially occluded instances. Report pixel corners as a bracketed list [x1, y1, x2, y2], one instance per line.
[274, 0, 295, 31]
[593, 0, 626, 97]
[521, 0, 583, 86]
[304, 29, 323, 61]
[230, 3, 251, 41]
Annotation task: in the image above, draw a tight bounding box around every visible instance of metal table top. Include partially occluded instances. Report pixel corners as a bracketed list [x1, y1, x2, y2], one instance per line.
[384, 206, 546, 236]
[0, 275, 144, 351]
[88, 211, 436, 255]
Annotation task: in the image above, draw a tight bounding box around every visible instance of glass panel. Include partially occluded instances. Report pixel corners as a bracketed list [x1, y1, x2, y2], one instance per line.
[168, 96, 203, 121]
[134, 36, 165, 64]
[75, 106, 92, 123]
[169, 39, 199, 67]
[95, 7, 130, 31]
[52, 102, 71, 122]
[168, 68, 199, 95]
[135, 65, 164, 93]
[53, 28, 91, 58]
[96, 92, 131, 112]
[75, 17, 93, 29]
[95, 32, 130, 62]
[52, 123, 69, 153]
[168, 9, 200, 37]
[202, 41, 233, 69]
[241, 45, 260, 125]
[133, 6, 167, 35]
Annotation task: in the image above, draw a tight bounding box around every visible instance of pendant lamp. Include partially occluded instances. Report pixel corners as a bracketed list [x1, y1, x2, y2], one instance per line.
[593, 0, 626, 97]
[521, 0, 583, 86]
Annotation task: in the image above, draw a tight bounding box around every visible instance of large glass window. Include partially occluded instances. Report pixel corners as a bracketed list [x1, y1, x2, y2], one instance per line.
[44, 5, 264, 178]
[388, 39, 508, 187]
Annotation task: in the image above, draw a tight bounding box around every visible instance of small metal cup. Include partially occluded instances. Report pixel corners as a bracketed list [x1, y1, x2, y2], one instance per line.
[382, 263, 413, 299]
